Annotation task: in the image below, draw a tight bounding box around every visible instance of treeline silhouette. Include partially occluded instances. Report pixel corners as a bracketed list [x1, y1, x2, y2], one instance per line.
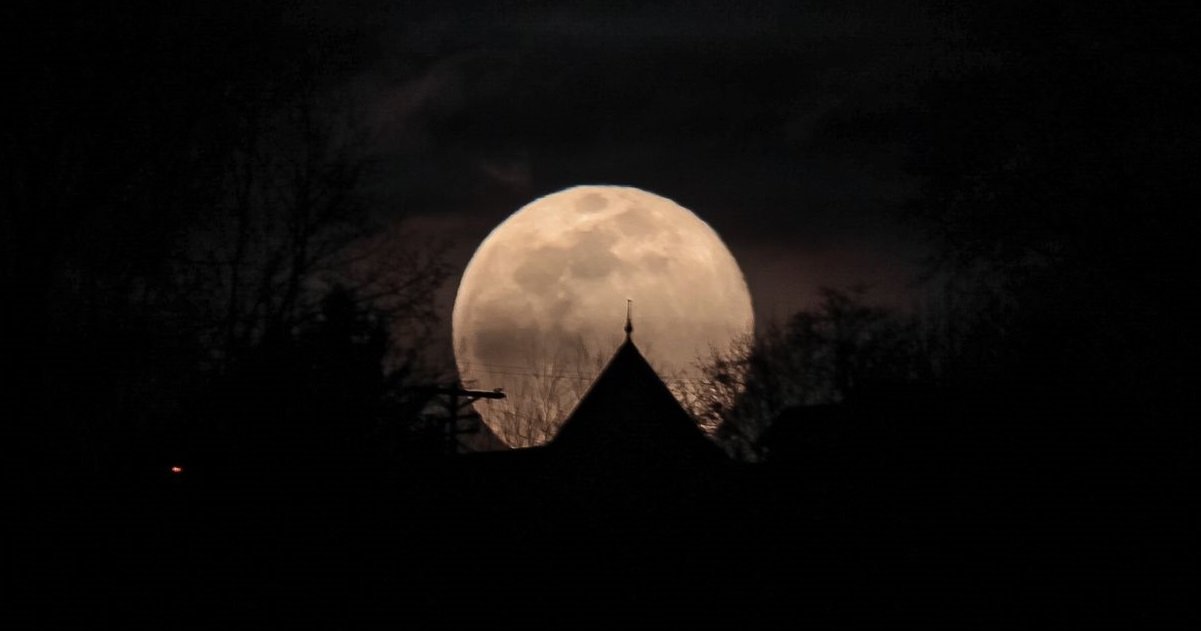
[6, 2, 453, 481]
[7, 1, 1192, 470]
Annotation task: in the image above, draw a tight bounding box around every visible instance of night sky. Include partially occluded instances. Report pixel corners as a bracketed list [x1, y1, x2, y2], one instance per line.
[22, 0, 951, 318]
[7, 1, 1196, 623]
[8, 0, 1194, 411]
[375, 1, 938, 322]
[7, 0, 1196, 446]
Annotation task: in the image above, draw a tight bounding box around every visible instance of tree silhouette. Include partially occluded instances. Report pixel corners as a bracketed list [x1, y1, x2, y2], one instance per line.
[198, 283, 444, 460]
[6, 6, 451, 467]
[459, 335, 610, 449]
[689, 287, 927, 460]
[174, 86, 451, 462]
[900, 1, 1194, 404]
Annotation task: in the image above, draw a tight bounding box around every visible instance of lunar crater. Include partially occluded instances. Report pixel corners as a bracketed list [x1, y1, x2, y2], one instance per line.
[513, 246, 569, 292]
[575, 192, 609, 213]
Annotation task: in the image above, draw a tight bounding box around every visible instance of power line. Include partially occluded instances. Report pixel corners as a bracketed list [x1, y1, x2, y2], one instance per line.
[457, 361, 711, 383]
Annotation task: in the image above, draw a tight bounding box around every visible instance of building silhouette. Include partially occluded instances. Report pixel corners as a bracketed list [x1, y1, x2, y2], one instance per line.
[549, 322, 727, 476]
[456, 312, 731, 539]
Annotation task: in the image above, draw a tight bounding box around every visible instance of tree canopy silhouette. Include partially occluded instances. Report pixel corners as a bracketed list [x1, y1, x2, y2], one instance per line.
[5, 3, 451, 469]
[901, 1, 1194, 404]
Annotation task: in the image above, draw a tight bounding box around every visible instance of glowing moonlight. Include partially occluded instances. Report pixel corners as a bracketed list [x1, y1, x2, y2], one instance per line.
[452, 185, 753, 448]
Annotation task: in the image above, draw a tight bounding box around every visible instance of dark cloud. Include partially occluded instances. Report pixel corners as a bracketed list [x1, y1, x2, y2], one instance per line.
[10, 0, 952, 342]
[362, 2, 943, 321]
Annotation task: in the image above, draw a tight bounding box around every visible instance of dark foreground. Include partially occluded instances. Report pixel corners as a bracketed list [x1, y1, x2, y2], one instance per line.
[12, 413, 1195, 627]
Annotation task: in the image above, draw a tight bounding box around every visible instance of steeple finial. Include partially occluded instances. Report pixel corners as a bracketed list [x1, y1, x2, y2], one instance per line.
[624, 299, 633, 339]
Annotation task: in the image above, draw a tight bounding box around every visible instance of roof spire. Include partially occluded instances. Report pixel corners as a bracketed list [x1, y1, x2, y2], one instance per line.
[624, 299, 633, 339]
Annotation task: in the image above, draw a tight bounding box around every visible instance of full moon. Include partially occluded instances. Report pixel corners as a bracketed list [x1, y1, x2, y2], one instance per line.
[452, 185, 753, 448]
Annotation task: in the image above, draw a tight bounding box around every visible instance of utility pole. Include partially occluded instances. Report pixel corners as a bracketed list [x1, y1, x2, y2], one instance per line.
[415, 383, 505, 454]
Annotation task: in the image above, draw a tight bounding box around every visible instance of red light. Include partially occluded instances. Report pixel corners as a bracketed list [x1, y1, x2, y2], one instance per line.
[170, 466, 183, 474]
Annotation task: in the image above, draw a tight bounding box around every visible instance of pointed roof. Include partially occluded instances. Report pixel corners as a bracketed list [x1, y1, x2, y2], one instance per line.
[550, 336, 724, 462]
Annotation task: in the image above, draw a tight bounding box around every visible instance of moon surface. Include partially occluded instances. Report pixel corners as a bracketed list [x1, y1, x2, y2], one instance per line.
[452, 185, 753, 448]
